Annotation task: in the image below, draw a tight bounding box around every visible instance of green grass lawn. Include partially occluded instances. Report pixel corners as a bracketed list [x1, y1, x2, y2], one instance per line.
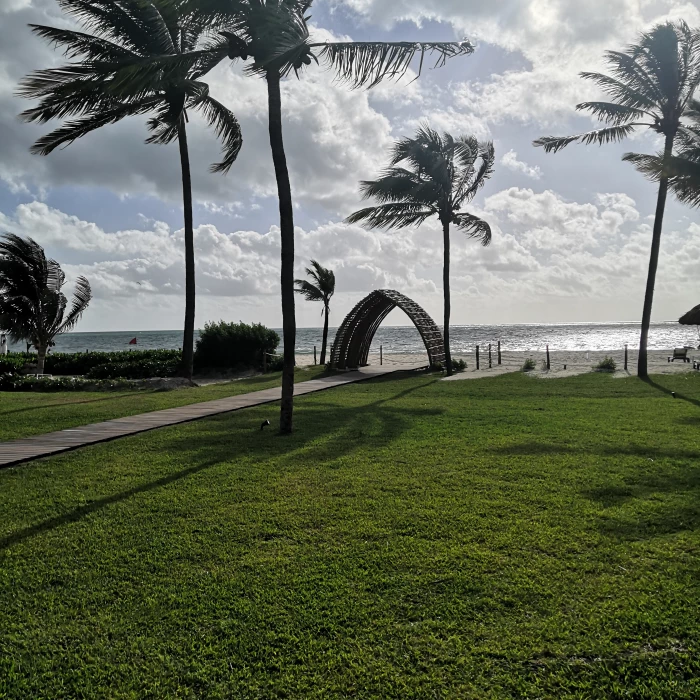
[1, 371, 699, 698]
[0, 366, 327, 442]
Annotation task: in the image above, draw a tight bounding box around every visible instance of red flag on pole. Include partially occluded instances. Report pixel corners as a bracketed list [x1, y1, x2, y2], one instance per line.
[129, 337, 137, 345]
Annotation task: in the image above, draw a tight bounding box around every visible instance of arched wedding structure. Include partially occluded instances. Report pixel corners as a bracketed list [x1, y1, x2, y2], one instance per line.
[330, 289, 446, 370]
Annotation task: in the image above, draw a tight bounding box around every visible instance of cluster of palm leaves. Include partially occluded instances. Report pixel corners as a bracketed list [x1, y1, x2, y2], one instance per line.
[347, 125, 494, 376]
[294, 260, 335, 365]
[18, 0, 474, 432]
[0, 233, 92, 374]
[535, 20, 700, 378]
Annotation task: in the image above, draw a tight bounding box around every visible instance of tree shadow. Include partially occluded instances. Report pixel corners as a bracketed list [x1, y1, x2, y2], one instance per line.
[487, 440, 700, 541]
[488, 442, 700, 460]
[643, 377, 700, 409]
[0, 458, 223, 551]
[0, 376, 441, 552]
[0, 393, 143, 417]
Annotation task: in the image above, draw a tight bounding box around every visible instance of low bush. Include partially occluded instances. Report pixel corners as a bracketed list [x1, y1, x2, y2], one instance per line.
[194, 321, 280, 370]
[595, 356, 617, 372]
[452, 359, 467, 372]
[86, 358, 180, 380]
[0, 355, 28, 374]
[0, 373, 138, 392]
[0, 350, 182, 377]
[522, 358, 536, 372]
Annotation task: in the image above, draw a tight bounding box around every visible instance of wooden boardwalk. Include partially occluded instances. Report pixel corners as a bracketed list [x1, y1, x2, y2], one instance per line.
[0, 365, 422, 469]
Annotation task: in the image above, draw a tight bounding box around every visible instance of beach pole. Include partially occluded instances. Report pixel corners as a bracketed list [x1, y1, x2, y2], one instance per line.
[498, 340, 502, 365]
[546, 345, 551, 371]
[489, 344, 492, 369]
[476, 345, 480, 370]
[380, 345, 383, 366]
[624, 344, 628, 371]
[314, 345, 317, 365]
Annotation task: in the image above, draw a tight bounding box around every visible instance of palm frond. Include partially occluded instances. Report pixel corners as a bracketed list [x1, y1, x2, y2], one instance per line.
[294, 279, 324, 302]
[345, 203, 436, 229]
[194, 95, 243, 173]
[576, 101, 653, 125]
[533, 124, 642, 153]
[317, 40, 474, 89]
[624, 151, 700, 207]
[359, 171, 440, 207]
[30, 99, 157, 155]
[28, 24, 138, 62]
[58, 275, 92, 333]
[452, 213, 492, 246]
[579, 71, 660, 111]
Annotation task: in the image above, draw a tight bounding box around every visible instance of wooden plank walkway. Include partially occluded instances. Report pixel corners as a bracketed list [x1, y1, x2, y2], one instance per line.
[0, 365, 423, 469]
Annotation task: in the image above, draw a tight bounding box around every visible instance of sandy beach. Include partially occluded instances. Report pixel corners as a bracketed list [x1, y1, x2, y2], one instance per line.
[296, 348, 700, 379]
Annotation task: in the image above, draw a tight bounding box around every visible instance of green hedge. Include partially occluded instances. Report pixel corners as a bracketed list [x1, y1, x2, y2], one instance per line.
[0, 374, 138, 392]
[194, 321, 279, 370]
[0, 350, 181, 377]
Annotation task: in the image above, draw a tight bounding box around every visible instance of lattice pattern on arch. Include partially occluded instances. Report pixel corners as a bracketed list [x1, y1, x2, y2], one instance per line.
[330, 289, 446, 370]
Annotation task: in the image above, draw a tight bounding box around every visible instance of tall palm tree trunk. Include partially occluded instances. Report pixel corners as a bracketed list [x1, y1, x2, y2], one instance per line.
[178, 116, 195, 381]
[36, 344, 47, 375]
[320, 303, 329, 366]
[442, 220, 453, 376]
[638, 133, 673, 379]
[267, 70, 296, 434]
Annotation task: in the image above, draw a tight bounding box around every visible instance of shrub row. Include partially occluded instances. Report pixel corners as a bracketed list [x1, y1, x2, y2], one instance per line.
[0, 373, 139, 392]
[1, 350, 181, 377]
[1, 322, 280, 384]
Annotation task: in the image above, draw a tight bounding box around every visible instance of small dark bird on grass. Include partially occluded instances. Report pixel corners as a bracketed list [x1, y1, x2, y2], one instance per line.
[260, 420, 271, 431]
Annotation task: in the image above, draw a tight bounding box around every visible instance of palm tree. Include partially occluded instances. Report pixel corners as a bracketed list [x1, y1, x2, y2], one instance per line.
[346, 126, 494, 376]
[17, 0, 243, 381]
[0, 233, 92, 375]
[533, 21, 700, 379]
[626, 99, 700, 207]
[175, 0, 475, 431]
[295, 260, 335, 365]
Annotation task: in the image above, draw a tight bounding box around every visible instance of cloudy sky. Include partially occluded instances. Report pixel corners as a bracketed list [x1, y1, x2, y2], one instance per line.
[1, 0, 699, 332]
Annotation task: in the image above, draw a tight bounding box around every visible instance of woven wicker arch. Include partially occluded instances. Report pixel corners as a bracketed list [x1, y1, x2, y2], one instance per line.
[330, 289, 446, 370]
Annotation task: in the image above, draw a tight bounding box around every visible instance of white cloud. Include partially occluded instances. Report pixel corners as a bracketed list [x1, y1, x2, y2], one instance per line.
[501, 150, 542, 179]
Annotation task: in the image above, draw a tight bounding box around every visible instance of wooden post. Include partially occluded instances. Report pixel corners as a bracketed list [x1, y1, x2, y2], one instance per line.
[498, 340, 502, 365]
[546, 344, 550, 371]
[489, 344, 492, 369]
[263, 349, 267, 373]
[314, 345, 317, 365]
[624, 344, 628, 371]
[476, 345, 480, 370]
[380, 344, 383, 366]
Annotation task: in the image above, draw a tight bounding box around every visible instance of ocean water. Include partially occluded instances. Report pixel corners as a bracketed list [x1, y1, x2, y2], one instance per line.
[5, 322, 698, 355]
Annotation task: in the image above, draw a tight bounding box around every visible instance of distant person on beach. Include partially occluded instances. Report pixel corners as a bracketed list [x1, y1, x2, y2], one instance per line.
[0, 333, 7, 355]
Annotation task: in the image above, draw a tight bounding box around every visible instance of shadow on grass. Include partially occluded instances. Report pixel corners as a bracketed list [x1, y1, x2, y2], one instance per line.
[488, 442, 700, 460]
[0, 458, 222, 551]
[0, 392, 143, 417]
[0, 375, 441, 552]
[643, 377, 700, 409]
[488, 441, 700, 541]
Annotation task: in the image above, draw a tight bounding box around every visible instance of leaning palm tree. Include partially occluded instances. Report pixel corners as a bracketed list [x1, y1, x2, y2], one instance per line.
[626, 99, 700, 207]
[0, 233, 92, 375]
[17, 0, 243, 380]
[295, 260, 335, 365]
[534, 21, 700, 379]
[169, 0, 474, 431]
[346, 126, 494, 376]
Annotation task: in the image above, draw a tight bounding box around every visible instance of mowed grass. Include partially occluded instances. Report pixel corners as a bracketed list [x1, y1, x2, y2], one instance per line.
[0, 366, 327, 441]
[1, 371, 699, 698]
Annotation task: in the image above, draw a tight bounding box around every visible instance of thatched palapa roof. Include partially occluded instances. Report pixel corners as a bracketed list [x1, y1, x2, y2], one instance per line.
[679, 304, 700, 325]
